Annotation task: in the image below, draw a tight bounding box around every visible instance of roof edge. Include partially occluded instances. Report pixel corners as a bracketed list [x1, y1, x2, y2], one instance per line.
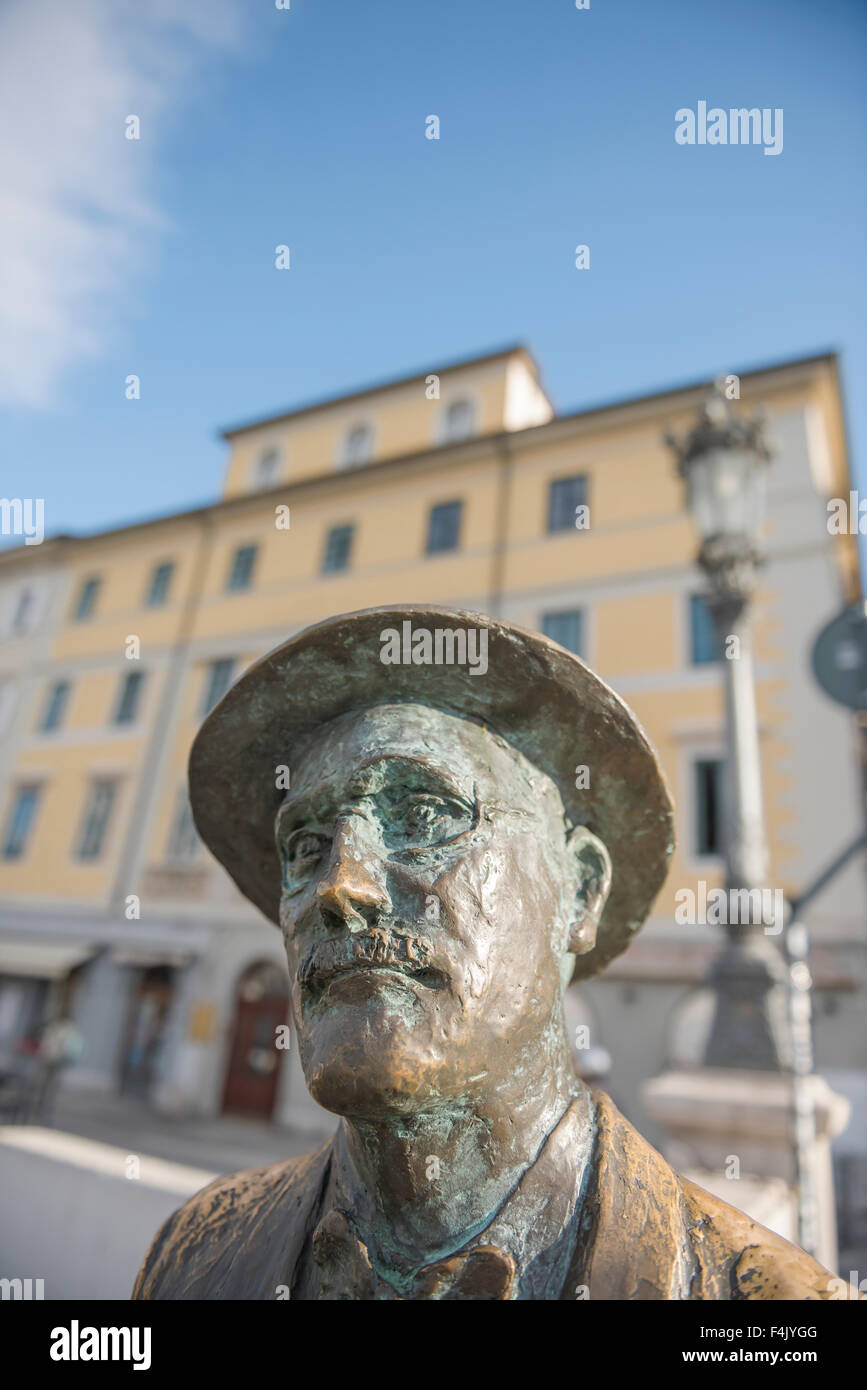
[219, 343, 536, 439]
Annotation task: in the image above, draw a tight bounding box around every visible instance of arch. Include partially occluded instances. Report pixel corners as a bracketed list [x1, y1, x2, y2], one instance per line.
[119, 963, 176, 1097]
[339, 422, 374, 468]
[221, 959, 290, 1119]
[249, 446, 282, 491]
[439, 397, 477, 443]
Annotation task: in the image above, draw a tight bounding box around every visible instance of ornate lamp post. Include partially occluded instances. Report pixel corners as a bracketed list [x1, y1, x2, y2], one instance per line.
[650, 386, 851, 1264]
[667, 386, 791, 1072]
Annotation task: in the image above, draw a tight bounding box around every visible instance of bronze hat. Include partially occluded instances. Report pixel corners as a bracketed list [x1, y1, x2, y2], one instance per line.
[188, 606, 674, 981]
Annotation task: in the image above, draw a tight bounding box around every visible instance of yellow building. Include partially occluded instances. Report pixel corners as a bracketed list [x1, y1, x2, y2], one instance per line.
[0, 345, 864, 1229]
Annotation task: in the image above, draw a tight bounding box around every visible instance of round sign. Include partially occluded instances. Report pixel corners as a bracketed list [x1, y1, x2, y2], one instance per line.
[811, 604, 867, 710]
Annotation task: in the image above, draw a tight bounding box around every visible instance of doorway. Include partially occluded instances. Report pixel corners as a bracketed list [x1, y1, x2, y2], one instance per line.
[119, 964, 175, 1097]
[222, 960, 289, 1119]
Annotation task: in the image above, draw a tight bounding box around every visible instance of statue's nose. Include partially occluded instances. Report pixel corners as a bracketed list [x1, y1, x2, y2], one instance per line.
[316, 815, 391, 932]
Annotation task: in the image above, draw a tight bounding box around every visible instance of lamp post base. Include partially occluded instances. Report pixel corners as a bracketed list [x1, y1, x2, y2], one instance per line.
[643, 1067, 850, 1273]
[703, 933, 792, 1071]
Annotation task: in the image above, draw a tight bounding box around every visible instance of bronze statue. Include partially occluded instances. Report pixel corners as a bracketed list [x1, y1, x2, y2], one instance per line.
[133, 607, 841, 1300]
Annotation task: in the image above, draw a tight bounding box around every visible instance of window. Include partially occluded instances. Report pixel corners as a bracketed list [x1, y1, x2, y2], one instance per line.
[440, 398, 477, 443]
[547, 476, 587, 533]
[75, 780, 118, 861]
[689, 594, 722, 665]
[322, 524, 354, 574]
[146, 562, 174, 608]
[340, 424, 373, 468]
[168, 790, 199, 862]
[113, 670, 146, 725]
[227, 544, 257, 593]
[694, 759, 724, 857]
[2, 785, 40, 860]
[426, 501, 463, 555]
[73, 577, 101, 621]
[0, 683, 15, 737]
[40, 680, 71, 733]
[252, 448, 281, 489]
[201, 658, 236, 715]
[11, 588, 35, 634]
[542, 610, 584, 657]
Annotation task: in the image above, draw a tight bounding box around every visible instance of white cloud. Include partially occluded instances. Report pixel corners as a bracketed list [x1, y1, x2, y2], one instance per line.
[0, 0, 244, 409]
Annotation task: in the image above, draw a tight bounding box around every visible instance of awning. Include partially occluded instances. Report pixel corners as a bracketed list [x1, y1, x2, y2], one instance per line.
[111, 949, 191, 968]
[0, 941, 96, 981]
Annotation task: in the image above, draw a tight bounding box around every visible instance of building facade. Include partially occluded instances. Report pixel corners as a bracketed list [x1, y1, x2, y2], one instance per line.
[1, 344, 865, 1253]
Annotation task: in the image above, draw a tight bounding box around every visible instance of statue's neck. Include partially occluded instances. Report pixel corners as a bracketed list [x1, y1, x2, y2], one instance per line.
[331, 1024, 588, 1275]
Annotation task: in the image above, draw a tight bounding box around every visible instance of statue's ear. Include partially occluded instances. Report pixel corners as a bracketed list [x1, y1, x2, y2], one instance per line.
[565, 826, 612, 955]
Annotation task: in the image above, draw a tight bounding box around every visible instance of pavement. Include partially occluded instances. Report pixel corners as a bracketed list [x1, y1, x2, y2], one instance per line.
[45, 1084, 335, 1175]
[0, 1086, 335, 1300]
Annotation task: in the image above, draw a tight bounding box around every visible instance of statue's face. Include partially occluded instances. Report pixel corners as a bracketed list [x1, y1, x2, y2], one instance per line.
[277, 703, 604, 1117]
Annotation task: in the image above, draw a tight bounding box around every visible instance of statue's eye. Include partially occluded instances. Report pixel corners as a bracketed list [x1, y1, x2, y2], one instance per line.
[283, 829, 329, 884]
[387, 795, 472, 848]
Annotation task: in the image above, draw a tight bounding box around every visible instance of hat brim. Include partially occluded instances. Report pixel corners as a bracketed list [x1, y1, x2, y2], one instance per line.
[188, 606, 674, 981]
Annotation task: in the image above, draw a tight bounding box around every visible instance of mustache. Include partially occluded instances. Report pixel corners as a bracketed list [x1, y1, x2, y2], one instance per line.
[297, 925, 446, 993]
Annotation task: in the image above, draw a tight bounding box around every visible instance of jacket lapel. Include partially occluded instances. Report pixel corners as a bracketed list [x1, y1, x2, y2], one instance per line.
[566, 1090, 698, 1300]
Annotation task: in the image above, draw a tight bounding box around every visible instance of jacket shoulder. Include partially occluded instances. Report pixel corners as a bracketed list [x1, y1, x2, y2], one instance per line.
[587, 1090, 845, 1301]
[132, 1141, 331, 1300]
[678, 1176, 841, 1300]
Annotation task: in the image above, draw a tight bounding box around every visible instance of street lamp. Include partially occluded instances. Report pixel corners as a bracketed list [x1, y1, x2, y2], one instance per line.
[667, 384, 791, 1072]
[674, 388, 771, 618]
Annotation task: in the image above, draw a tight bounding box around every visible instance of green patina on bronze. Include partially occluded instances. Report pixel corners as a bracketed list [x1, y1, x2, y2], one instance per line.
[132, 607, 844, 1300]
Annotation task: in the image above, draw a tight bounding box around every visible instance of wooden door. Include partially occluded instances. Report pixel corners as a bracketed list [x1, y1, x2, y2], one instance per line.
[222, 988, 288, 1118]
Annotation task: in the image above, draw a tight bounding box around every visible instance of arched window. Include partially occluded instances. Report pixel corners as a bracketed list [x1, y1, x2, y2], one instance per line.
[251, 447, 281, 490]
[340, 423, 374, 468]
[440, 398, 477, 443]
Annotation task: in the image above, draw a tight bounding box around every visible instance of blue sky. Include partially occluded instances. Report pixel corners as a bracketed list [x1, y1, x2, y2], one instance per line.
[2, 0, 866, 554]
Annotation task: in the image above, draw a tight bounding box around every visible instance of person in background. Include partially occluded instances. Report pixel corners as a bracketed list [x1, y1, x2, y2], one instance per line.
[29, 1016, 85, 1124]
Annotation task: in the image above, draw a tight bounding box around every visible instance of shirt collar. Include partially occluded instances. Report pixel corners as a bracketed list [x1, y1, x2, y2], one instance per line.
[308, 1089, 597, 1300]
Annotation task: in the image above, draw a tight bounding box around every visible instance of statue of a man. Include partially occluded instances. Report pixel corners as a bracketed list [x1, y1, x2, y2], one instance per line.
[133, 607, 839, 1300]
